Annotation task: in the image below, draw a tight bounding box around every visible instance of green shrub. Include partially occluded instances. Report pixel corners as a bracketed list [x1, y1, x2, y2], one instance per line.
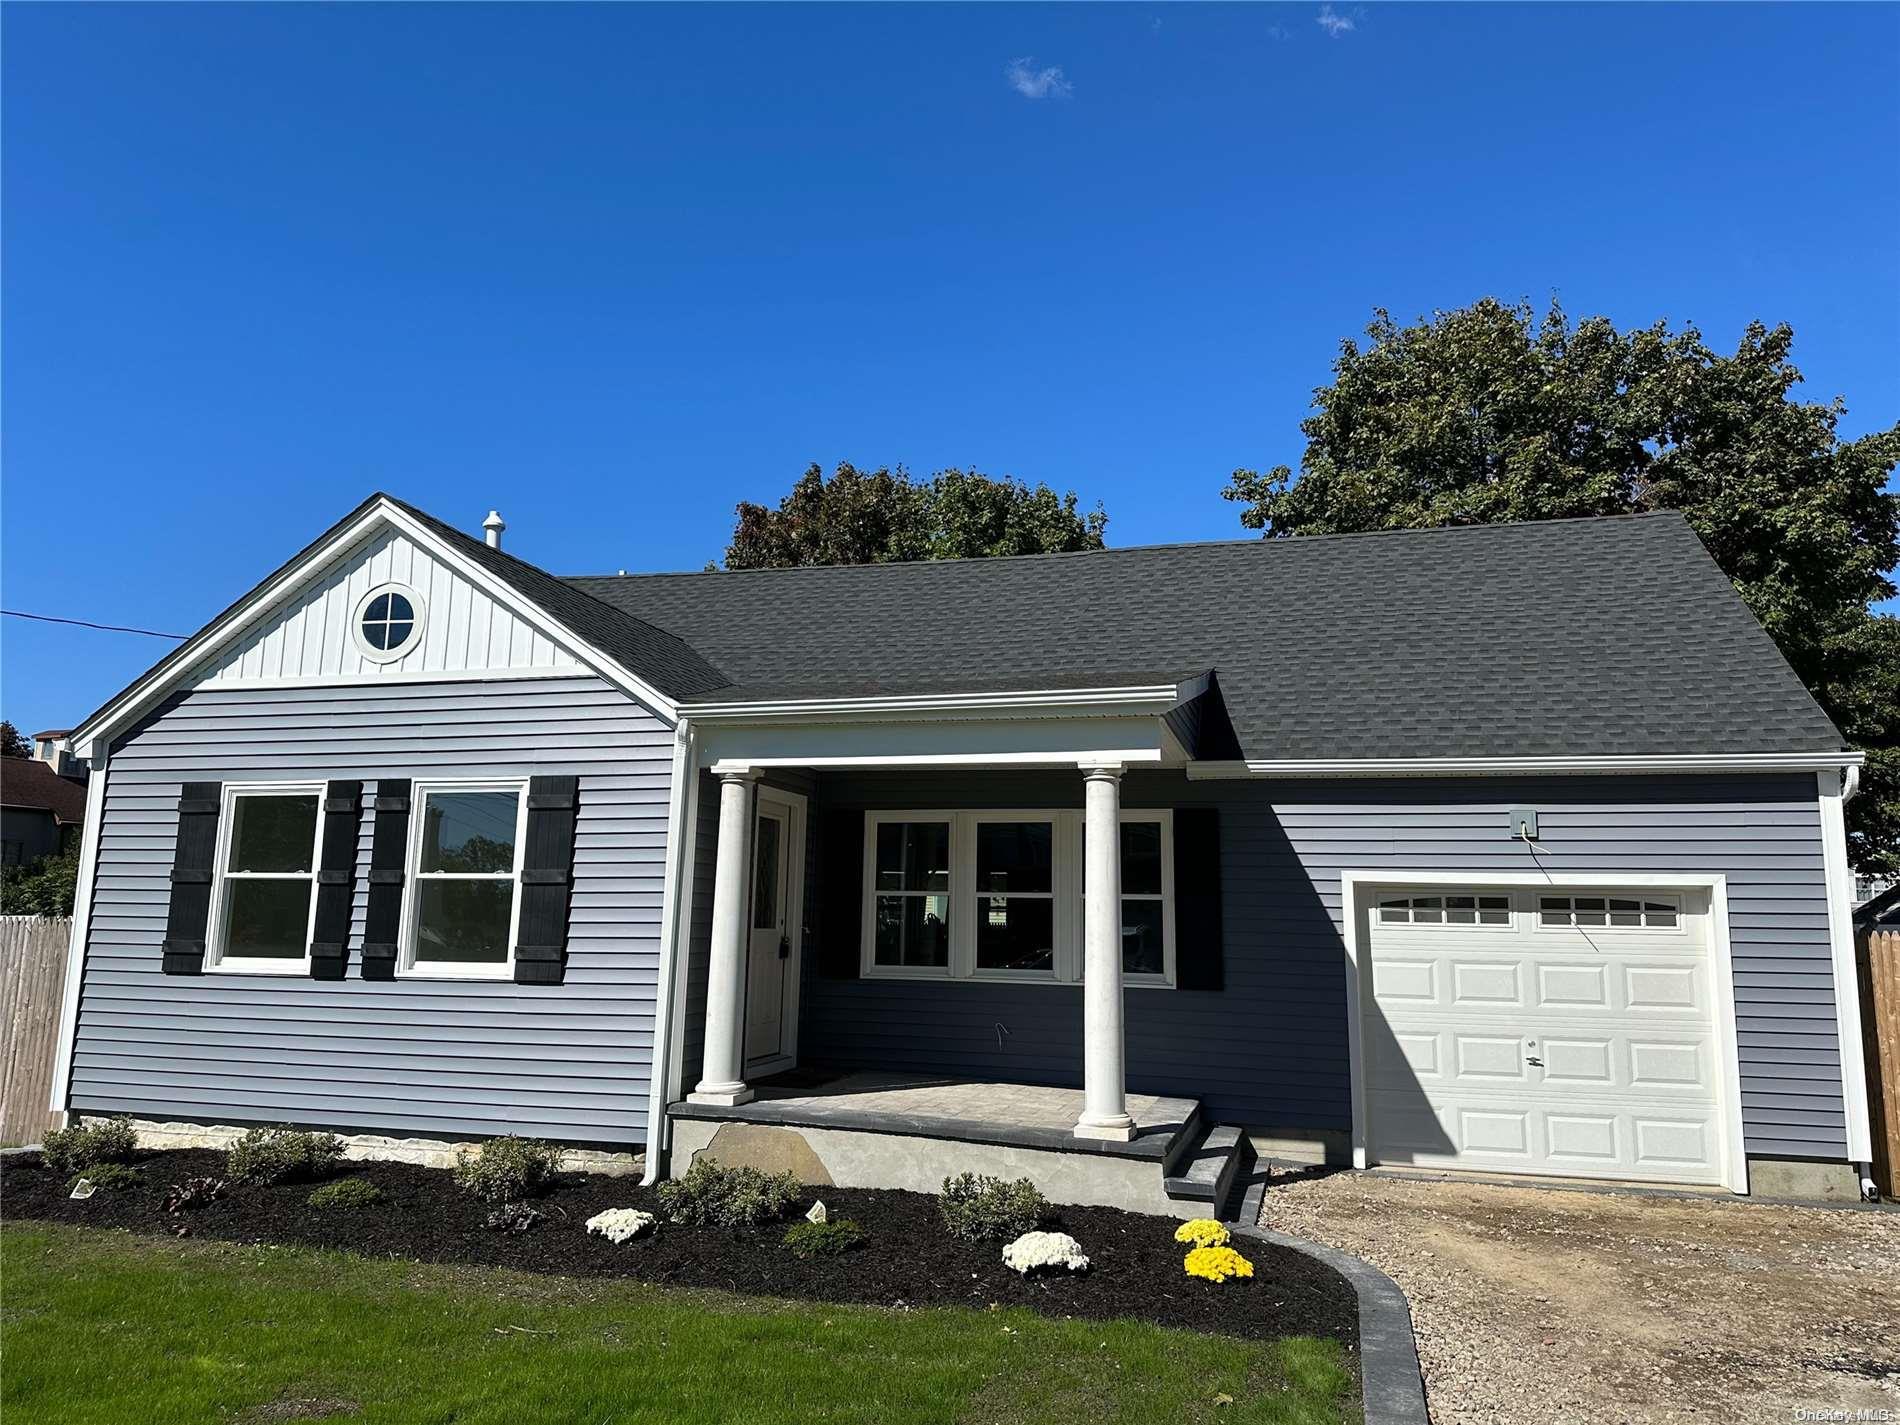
[225, 1126, 343, 1186]
[782, 1217, 868, 1260]
[484, 1200, 543, 1234]
[938, 1172, 1049, 1242]
[163, 1177, 226, 1213]
[307, 1177, 383, 1210]
[654, 1157, 802, 1232]
[453, 1136, 560, 1203]
[69, 1162, 143, 1193]
[40, 1116, 138, 1176]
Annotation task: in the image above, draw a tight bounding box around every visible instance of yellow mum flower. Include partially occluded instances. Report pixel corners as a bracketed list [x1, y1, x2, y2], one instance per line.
[1173, 1218, 1230, 1249]
[1183, 1245, 1255, 1282]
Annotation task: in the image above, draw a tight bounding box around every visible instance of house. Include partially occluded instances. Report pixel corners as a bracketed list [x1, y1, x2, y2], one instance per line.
[44, 493, 1876, 1208]
[31, 728, 88, 782]
[2, 754, 88, 866]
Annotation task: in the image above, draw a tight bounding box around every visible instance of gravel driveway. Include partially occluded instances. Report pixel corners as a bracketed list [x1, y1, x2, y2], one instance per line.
[1258, 1169, 1900, 1423]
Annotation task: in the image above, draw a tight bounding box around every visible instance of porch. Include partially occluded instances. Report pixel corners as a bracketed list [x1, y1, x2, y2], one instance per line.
[668, 1067, 1253, 1218]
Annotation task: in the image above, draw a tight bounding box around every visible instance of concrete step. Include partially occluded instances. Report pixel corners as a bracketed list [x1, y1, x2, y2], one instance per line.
[1163, 1123, 1244, 1203]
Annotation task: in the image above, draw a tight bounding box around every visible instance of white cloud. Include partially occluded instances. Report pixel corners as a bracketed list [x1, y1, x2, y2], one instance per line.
[1005, 57, 1073, 100]
[1316, 4, 1355, 38]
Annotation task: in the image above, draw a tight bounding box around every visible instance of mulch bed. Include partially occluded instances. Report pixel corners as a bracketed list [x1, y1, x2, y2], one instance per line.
[0, 1148, 1358, 1349]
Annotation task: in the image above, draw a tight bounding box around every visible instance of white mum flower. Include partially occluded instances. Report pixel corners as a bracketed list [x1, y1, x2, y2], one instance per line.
[585, 1207, 657, 1244]
[1001, 1230, 1089, 1275]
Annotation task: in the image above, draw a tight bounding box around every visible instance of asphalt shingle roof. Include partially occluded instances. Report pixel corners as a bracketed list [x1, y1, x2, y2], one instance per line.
[1, 757, 89, 824]
[568, 512, 1846, 761]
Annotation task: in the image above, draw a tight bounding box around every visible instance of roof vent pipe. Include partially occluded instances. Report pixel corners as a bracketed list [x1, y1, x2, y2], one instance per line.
[483, 510, 505, 549]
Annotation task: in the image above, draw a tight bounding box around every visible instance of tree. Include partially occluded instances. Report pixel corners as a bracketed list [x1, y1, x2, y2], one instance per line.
[1223, 300, 1900, 872]
[722, 463, 1107, 570]
[0, 850, 77, 917]
[0, 721, 30, 760]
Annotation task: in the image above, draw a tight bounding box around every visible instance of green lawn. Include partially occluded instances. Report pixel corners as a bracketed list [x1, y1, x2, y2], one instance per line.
[1, 1223, 1356, 1425]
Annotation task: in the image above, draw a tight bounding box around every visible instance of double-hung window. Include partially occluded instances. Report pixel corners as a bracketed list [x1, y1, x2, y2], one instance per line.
[401, 781, 529, 978]
[870, 819, 951, 972]
[862, 809, 1175, 987]
[207, 783, 325, 973]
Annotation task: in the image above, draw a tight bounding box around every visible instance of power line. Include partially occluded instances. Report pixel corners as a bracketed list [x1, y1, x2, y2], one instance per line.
[2, 609, 189, 640]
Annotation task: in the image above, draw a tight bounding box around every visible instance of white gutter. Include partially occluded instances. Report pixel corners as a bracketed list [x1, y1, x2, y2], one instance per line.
[641, 718, 699, 1186]
[47, 748, 110, 1116]
[678, 683, 1185, 723]
[1186, 751, 1865, 779]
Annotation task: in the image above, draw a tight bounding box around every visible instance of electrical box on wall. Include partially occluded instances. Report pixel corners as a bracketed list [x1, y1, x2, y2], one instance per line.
[1510, 808, 1540, 840]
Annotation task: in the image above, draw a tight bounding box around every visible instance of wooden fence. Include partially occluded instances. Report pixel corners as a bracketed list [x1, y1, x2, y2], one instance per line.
[1860, 928, 1900, 1199]
[0, 915, 71, 1145]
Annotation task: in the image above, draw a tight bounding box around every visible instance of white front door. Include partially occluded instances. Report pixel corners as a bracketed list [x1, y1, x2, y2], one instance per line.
[744, 794, 799, 1072]
[1363, 886, 1727, 1186]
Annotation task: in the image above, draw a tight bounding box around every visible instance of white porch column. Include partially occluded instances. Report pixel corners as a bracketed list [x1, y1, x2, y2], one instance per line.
[1076, 763, 1136, 1141]
[690, 767, 759, 1106]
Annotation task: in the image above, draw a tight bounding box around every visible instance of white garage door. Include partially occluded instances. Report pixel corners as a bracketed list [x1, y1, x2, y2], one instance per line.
[1363, 886, 1728, 1186]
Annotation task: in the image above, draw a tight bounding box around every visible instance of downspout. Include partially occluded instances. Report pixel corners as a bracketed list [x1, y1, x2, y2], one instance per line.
[641, 719, 698, 1186]
[1841, 765, 1878, 1201]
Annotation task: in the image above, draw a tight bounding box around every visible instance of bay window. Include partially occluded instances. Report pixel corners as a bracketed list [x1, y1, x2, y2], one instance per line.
[861, 809, 1174, 986]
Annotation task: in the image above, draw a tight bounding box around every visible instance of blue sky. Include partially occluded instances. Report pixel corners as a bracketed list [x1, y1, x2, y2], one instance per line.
[4, 2, 1896, 737]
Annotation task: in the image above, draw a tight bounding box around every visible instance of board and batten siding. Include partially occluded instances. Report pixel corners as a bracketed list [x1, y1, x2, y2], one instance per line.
[67, 676, 671, 1147]
[191, 526, 585, 686]
[784, 769, 1845, 1161]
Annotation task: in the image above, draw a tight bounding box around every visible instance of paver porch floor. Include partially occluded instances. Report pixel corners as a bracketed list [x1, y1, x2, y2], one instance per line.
[672, 1066, 1199, 1159]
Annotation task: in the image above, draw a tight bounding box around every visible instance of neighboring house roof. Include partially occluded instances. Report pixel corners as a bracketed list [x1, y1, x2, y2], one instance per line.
[0, 757, 88, 824]
[70, 494, 1848, 765]
[572, 512, 1845, 762]
[32, 728, 72, 739]
[1857, 882, 1900, 931]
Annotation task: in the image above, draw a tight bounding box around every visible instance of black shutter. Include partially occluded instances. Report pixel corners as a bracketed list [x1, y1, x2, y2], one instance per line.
[360, 778, 411, 981]
[1174, 808, 1224, 991]
[514, 775, 580, 985]
[308, 781, 362, 981]
[817, 809, 864, 978]
[161, 782, 222, 975]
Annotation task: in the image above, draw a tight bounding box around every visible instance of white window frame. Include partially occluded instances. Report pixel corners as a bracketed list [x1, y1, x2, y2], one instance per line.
[860, 808, 1175, 988]
[351, 581, 425, 664]
[1375, 891, 1514, 929]
[1535, 891, 1685, 933]
[204, 780, 327, 976]
[860, 810, 957, 981]
[398, 778, 529, 981]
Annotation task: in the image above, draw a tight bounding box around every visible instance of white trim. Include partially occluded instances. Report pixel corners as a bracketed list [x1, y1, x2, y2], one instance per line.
[69, 498, 682, 757]
[651, 726, 705, 1182]
[749, 784, 808, 1073]
[203, 781, 327, 976]
[680, 684, 1185, 723]
[146, 668, 597, 694]
[396, 778, 530, 981]
[47, 749, 110, 1114]
[858, 807, 1177, 989]
[1188, 751, 1864, 779]
[350, 581, 426, 664]
[1339, 869, 1750, 1195]
[642, 721, 696, 1184]
[1817, 769, 1875, 1163]
[706, 749, 1167, 774]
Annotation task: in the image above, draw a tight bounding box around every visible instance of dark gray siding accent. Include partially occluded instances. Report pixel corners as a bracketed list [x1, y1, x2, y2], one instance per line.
[678, 770, 720, 1096]
[790, 770, 1844, 1161]
[68, 677, 671, 1147]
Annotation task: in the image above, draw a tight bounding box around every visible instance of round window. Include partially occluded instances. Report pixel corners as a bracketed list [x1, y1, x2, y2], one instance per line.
[353, 583, 424, 662]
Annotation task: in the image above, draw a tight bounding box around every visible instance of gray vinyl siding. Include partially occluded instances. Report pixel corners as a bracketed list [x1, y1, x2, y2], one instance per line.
[68, 676, 672, 1147]
[785, 770, 1845, 1161]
